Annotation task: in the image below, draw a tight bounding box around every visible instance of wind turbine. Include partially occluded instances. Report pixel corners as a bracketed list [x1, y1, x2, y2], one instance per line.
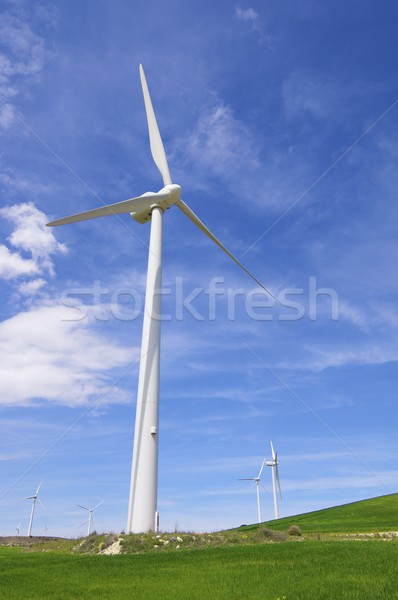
[265, 440, 282, 519]
[16, 522, 20, 537]
[77, 500, 104, 536]
[25, 481, 44, 537]
[47, 64, 270, 533]
[239, 458, 266, 523]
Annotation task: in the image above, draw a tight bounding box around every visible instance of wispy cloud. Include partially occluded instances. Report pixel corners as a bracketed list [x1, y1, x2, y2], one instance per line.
[0, 5, 50, 129]
[282, 71, 342, 120]
[280, 341, 398, 372]
[183, 101, 259, 181]
[235, 7, 260, 28]
[18, 277, 46, 296]
[235, 6, 269, 45]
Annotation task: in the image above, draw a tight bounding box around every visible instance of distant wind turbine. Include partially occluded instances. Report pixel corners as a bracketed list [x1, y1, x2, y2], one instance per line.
[265, 441, 282, 519]
[47, 65, 270, 533]
[25, 481, 44, 537]
[78, 500, 104, 536]
[239, 458, 266, 523]
[16, 522, 20, 537]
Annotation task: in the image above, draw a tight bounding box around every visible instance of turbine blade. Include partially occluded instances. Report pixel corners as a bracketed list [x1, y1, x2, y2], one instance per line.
[77, 505, 89, 511]
[139, 64, 172, 186]
[37, 498, 46, 510]
[177, 199, 273, 296]
[92, 500, 104, 511]
[35, 480, 43, 495]
[258, 458, 266, 479]
[270, 441, 275, 461]
[46, 192, 169, 227]
[78, 521, 89, 529]
[238, 478, 256, 481]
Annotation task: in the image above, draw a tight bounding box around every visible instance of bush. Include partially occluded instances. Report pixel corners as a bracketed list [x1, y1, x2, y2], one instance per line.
[257, 528, 288, 542]
[287, 525, 302, 537]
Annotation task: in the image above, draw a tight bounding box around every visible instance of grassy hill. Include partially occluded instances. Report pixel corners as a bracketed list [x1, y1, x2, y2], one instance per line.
[1, 495, 398, 599]
[236, 493, 398, 534]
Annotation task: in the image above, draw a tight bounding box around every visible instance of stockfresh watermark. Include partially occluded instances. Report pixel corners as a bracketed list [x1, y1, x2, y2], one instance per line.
[60, 276, 339, 323]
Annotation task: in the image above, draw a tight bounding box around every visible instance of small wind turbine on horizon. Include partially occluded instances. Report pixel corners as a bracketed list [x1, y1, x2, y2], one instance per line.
[78, 501, 104, 536]
[25, 481, 45, 537]
[265, 441, 282, 519]
[47, 64, 271, 533]
[239, 458, 266, 523]
[16, 522, 20, 536]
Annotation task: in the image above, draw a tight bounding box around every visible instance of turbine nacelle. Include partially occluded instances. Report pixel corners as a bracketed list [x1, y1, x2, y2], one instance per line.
[131, 184, 182, 223]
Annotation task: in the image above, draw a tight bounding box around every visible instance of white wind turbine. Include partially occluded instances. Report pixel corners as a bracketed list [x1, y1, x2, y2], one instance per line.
[47, 64, 270, 534]
[16, 522, 20, 536]
[265, 440, 282, 519]
[239, 458, 266, 523]
[78, 500, 104, 536]
[25, 481, 44, 537]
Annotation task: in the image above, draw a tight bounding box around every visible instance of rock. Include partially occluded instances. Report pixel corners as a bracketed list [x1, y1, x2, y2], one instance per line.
[100, 540, 123, 555]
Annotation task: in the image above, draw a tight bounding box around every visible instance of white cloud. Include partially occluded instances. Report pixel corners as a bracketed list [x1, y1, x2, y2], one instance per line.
[235, 6, 270, 45]
[235, 7, 259, 24]
[18, 277, 46, 295]
[235, 7, 261, 35]
[0, 302, 135, 407]
[0, 202, 67, 280]
[0, 244, 39, 279]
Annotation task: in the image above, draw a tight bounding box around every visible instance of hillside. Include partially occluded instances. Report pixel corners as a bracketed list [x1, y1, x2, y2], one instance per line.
[237, 493, 398, 534]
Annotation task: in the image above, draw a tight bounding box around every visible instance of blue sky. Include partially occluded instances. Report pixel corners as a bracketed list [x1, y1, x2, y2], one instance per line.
[1, 0, 398, 536]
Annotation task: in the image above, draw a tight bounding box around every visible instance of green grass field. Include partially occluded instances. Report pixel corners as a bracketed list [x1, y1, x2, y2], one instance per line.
[1, 494, 398, 599]
[1, 541, 398, 600]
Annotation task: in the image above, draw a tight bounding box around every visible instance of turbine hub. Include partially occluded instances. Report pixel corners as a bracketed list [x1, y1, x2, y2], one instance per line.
[131, 184, 182, 224]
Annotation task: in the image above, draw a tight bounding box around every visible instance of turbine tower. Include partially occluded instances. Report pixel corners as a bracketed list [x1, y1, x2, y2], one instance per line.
[25, 481, 44, 537]
[47, 65, 270, 533]
[239, 458, 266, 523]
[265, 441, 282, 519]
[77, 500, 103, 536]
[16, 522, 20, 536]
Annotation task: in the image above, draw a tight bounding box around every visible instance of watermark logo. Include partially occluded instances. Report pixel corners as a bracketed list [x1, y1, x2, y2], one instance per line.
[60, 276, 338, 322]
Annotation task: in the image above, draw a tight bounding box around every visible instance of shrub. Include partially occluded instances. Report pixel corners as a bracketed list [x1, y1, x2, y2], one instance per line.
[257, 528, 288, 542]
[287, 525, 302, 536]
